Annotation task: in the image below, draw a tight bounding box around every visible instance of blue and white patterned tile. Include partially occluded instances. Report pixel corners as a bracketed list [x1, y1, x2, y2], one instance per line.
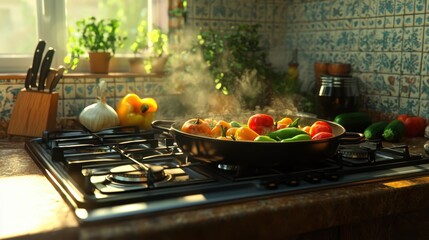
[62, 78, 76, 99]
[358, 0, 371, 17]
[114, 78, 127, 97]
[399, 97, 420, 115]
[358, 29, 376, 51]
[420, 53, 429, 75]
[84, 78, 97, 99]
[63, 99, 85, 117]
[390, 28, 403, 51]
[367, 17, 376, 28]
[404, 14, 414, 27]
[379, 96, 400, 114]
[375, 17, 384, 28]
[420, 76, 429, 99]
[415, 0, 426, 13]
[400, 75, 421, 98]
[57, 100, 64, 117]
[419, 100, 429, 118]
[384, 16, 394, 27]
[144, 82, 166, 96]
[401, 52, 422, 75]
[364, 95, 381, 111]
[414, 14, 425, 26]
[404, 0, 415, 14]
[357, 52, 375, 72]
[423, 28, 429, 52]
[395, 0, 405, 15]
[331, 0, 346, 19]
[402, 27, 423, 52]
[368, 74, 400, 96]
[374, 29, 389, 51]
[378, 1, 395, 16]
[394, 15, 404, 27]
[344, 0, 360, 18]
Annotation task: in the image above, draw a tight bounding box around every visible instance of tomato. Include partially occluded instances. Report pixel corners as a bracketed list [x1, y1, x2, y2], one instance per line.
[309, 121, 332, 137]
[311, 132, 334, 140]
[247, 114, 275, 135]
[181, 118, 212, 137]
[234, 126, 259, 141]
[397, 114, 426, 137]
[116, 93, 158, 129]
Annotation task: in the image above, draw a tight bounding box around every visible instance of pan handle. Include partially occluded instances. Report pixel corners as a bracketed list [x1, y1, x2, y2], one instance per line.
[151, 120, 175, 133]
[339, 132, 365, 144]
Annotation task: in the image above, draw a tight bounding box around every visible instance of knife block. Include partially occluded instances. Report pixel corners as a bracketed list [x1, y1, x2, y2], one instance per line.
[8, 89, 58, 137]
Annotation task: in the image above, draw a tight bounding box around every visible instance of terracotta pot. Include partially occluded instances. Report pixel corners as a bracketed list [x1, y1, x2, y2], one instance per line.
[128, 57, 147, 74]
[151, 56, 168, 73]
[88, 52, 111, 74]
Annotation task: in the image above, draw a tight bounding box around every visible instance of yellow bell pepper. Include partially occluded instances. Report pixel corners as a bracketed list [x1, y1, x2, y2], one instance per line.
[116, 93, 158, 130]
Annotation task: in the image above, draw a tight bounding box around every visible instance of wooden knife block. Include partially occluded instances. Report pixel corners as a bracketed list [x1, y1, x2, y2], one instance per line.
[8, 89, 58, 137]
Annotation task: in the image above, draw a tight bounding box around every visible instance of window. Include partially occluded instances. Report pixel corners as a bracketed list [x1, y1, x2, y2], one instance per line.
[0, 0, 168, 73]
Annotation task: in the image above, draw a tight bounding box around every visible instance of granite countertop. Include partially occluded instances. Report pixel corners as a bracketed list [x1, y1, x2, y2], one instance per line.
[2, 138, 429, 239]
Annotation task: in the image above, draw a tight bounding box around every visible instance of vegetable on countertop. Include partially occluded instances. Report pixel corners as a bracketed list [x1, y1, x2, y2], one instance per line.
[116, 93, 158, 130]
[397, 114, 426, 137]
[333, 112, 372, 133]
[382, 119, 405, 142]
[364, 121, 389, 140]
[79, 80, 119, 132]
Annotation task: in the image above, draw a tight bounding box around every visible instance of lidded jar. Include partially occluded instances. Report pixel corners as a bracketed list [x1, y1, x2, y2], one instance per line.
[317, 75, 359, 120]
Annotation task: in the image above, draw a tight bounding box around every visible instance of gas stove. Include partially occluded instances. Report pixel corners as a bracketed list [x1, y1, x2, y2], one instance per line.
[25, 127, 429, 224]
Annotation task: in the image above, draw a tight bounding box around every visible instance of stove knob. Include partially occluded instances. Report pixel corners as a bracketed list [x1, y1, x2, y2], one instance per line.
[424, 141, 429, 155]
[260, 179, 279, 190]
[284, 178, 300, 187]
[305, 173, 321, 184]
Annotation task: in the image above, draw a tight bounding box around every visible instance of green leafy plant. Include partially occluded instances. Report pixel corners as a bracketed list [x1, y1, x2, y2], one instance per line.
[64, 16, 127, 70]
[148, 27, 168, 58]
[130, 19, 149, 56]
[196, 24, 277, 109]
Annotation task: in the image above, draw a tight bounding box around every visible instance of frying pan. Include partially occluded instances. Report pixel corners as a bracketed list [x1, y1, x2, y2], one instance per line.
[152, 116, 352, 168]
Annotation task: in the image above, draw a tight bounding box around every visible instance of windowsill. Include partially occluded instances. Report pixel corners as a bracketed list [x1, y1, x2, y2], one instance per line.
[0, 71, 166, 80]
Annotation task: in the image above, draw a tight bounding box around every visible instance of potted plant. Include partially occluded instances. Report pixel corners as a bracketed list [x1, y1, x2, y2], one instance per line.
[128, 19, 150, 73]
[148, 27, 168, 73]
[64, 16, 127, 73]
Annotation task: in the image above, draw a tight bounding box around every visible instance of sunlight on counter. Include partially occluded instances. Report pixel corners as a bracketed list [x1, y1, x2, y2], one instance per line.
[0, 175, 76, 238]
[383, 179, 417, 189]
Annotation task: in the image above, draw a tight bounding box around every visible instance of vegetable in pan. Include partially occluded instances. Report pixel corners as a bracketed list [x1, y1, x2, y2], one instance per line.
[180, 114, 335, 142]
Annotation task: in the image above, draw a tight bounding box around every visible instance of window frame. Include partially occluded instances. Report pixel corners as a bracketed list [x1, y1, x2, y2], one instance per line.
[0, 0, 162, 73]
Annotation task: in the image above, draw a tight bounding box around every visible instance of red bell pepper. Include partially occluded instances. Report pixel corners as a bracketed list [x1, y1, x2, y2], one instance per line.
[247, 114, 275, 135]
[396, 114, 426, 137]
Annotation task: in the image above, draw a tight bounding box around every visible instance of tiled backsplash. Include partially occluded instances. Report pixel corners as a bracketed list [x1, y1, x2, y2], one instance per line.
[283, 0, 429, 118]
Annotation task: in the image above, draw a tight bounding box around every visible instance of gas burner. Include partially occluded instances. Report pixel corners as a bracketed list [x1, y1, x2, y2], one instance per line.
[339, 147, 371, 160]
[107, 164, 170, 183]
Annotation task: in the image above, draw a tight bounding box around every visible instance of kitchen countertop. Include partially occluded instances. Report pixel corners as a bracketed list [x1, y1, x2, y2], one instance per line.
[2, 137, 429, 239]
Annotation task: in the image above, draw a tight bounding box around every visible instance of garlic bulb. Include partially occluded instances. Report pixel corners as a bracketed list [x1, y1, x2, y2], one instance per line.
[79, 81, 119, 132]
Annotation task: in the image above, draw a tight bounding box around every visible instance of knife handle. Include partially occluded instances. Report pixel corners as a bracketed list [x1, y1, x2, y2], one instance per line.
[30, 40, 46, 88]
[38, 48, 55, 91]
[24, 67, 32, 90]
